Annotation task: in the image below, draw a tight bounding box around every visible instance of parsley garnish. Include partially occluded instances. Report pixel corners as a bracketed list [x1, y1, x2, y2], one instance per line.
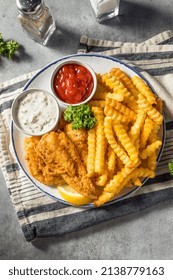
[0, 33, 20, 59]
[168, 160, 173, 175]
[64, 104, 96, 130]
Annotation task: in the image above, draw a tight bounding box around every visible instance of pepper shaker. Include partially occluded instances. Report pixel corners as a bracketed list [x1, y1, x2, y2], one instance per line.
[16, 0, 56, 45]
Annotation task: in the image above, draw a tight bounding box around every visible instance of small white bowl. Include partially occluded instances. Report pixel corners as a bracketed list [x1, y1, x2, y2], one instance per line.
[50, 59, 97, 107]
[11, 88, 60, 136]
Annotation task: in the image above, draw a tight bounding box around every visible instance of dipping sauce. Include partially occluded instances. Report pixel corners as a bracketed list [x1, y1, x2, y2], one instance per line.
[16, 90, 58, 135]
[53, 63, 94, 104]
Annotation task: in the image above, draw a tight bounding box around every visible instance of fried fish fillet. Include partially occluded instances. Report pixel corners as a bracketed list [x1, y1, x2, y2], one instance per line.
[36, 131, 100, 200]
[36, 132, 77, 177]
[64, 123, 88, 165]
[24, 136, 65, 186]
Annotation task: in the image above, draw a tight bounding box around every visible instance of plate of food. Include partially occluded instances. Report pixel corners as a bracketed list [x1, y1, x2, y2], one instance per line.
[11, 53, 165, 208]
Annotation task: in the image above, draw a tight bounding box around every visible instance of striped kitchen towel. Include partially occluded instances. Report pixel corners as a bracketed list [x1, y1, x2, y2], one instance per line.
[0, 30, 173, 242]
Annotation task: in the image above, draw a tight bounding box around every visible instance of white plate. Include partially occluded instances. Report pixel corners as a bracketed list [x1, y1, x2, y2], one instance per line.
[10, 54, 165, 207]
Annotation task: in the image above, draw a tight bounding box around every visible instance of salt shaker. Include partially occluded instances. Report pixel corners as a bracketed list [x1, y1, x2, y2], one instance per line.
[89, 0, 120, 23]
[16, 0, 56, 45]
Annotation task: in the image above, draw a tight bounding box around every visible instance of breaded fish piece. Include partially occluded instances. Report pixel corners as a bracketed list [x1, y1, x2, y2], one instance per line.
[64, 123, 88, 165]
[24, 136, 65, 186]
[36, 131, 100, 200]
[36, 132, 77, 177]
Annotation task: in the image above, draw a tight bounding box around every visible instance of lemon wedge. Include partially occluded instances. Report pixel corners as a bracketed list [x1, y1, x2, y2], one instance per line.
[57, 185, 93, 206]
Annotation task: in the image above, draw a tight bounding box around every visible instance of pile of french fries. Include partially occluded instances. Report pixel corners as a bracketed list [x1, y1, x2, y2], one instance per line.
[87, 67, 163, 207]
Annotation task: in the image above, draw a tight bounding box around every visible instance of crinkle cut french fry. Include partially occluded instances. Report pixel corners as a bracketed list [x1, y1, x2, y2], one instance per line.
[94, 167, 155, 207]
[113, 122, 139, 165]
[96, 165, 109, 187]
[101, 73, 126, 101]
[110, 67, 139, 99]
[140, 117, 154, 150]
[104, 104, 131, 124]
[106, 69, 138, 112]
[104, 117, 134, 167]
[100, 74, 124, 102]
[89, 100, 105, 109]
[94, 190, 113, 207]
[96, 73, 110, 91]
[92, 91, 108, 100]
[132, 177, 142, 187]
[102, 72, 137, 110]
[105, 167, 155, 194]
[155, 97, 163, 113]
[87, 127, 96, 177]
[106, 94, 136, 122]
[104, 166, 134, 193]
[148, 124, 160, 143]
[129, 112, 146, 143]
[137, 93, 163, 125]
[94, 77, 111, 100]
[107, 145, 116, 176]
[132, 76, 157, 105]
[92, 107, 105, 174]
[140, 140, 162, 159]
[100, 73, 124, 102]
[122, 167, 155, 190]
[148, 152, 157, 171]
[134, 137, 140, 153]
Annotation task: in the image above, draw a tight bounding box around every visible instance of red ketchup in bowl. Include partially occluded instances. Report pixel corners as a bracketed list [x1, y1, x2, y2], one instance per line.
[53, 63, 94, 104]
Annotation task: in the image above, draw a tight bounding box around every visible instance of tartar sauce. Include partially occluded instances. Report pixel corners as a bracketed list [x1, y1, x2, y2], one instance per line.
[17, 90, 58, 135]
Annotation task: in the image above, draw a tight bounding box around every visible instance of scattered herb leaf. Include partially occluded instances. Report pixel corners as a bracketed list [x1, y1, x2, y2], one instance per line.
[0, 33, 20, 59]
[168, 160, 173, 175]
[64, 104, 96, 130]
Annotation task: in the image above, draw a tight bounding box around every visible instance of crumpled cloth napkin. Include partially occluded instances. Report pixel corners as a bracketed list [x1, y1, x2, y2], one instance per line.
[0, 30, 173, 242]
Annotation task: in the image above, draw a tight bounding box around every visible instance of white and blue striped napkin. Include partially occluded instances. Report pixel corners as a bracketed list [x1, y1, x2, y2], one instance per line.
[0, 30, 173, 242]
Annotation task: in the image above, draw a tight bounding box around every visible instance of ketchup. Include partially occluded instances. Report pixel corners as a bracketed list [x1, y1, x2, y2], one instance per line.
[53, 63, 94, 104]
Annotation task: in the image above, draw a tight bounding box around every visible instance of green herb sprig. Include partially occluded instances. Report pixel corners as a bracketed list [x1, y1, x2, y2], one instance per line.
[0, 33, 20, 59]
[64, 104, 96, 130]
[168, 160, 173, 175]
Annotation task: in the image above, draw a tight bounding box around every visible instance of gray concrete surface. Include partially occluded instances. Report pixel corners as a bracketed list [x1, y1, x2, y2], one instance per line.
[0, 0, 173, 259]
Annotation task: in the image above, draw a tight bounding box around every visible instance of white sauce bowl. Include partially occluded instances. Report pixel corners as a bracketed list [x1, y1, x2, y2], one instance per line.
[11, 88, 60, 136]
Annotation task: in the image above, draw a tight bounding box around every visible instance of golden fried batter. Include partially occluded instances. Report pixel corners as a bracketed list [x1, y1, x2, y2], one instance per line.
[36, 131, 100, 200]
[24, 136, 65, 186]
[36, 132, 77, 177]
[64, 123, 88, 165]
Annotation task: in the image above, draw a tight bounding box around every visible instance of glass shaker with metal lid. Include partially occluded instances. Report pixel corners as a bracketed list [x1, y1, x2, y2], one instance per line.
[16, 0, 56, 45]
